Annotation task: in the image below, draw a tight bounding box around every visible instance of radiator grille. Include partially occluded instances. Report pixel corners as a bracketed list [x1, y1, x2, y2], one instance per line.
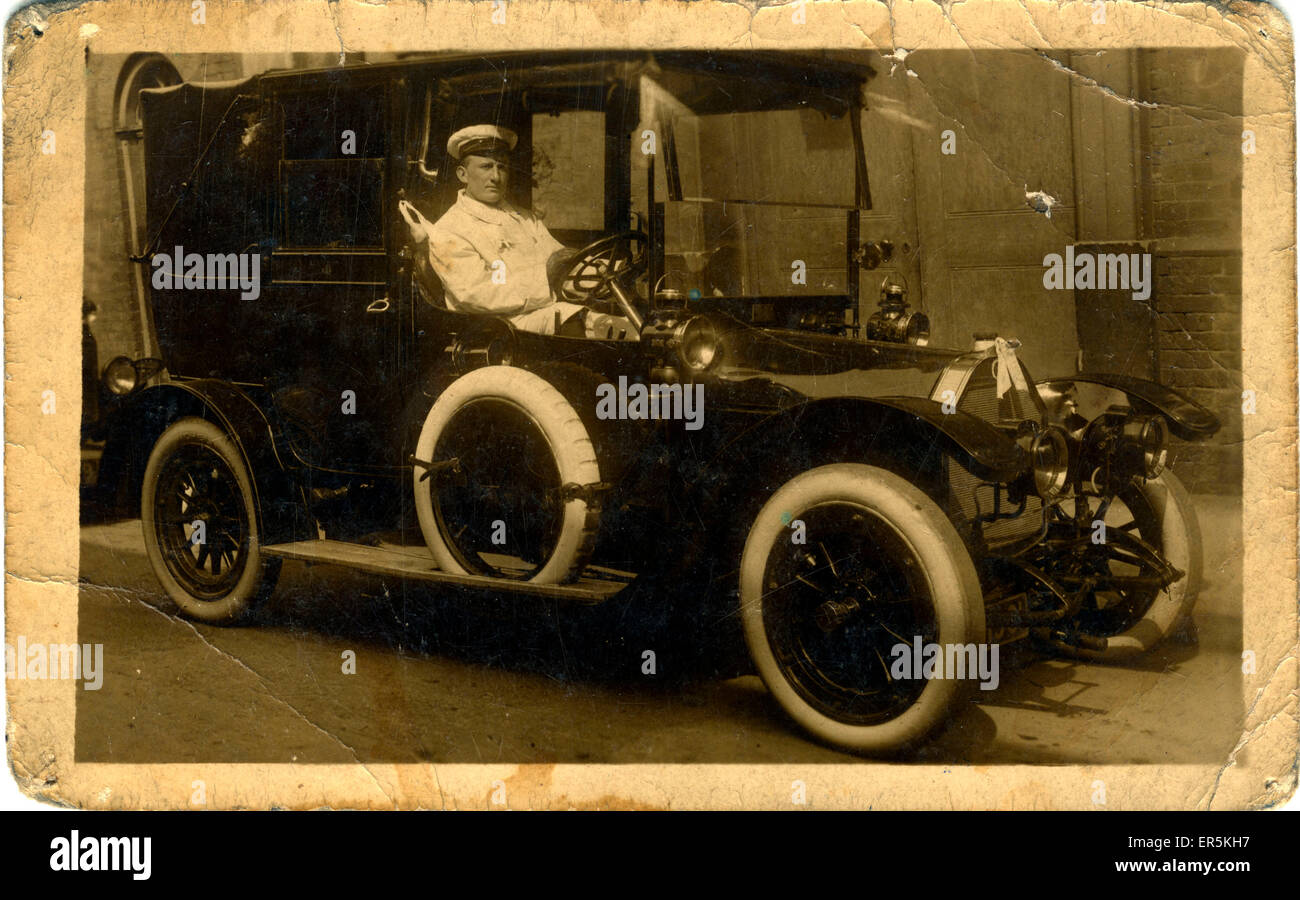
[959, 359, 1040, 427]
[951, 357, 1044, 546]
[949, 459, 1044, 547]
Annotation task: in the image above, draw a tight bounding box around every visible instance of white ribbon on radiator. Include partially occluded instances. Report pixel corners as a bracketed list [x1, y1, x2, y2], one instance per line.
[994, 337, 1029, 398]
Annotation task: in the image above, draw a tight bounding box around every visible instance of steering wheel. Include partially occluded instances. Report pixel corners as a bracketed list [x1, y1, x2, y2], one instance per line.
[557, 231, 649, 305]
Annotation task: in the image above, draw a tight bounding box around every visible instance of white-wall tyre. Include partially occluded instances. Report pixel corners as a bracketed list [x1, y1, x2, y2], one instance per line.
[1062, 469, 1203, 662]
[413, 365, 602, 584]
[740, 463, 985, 755]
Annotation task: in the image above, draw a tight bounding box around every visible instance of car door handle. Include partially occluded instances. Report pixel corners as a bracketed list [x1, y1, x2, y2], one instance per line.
[366, 297, 391, 313]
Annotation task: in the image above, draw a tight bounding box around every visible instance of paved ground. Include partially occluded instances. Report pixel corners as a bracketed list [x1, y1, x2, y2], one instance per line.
[74, 495, 1243, 765]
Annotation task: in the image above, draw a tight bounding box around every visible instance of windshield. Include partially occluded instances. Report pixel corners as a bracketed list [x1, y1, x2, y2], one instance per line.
[641, 72, 861, 208]
[676, 109, 854, 206]
[633, 72, 865, 301]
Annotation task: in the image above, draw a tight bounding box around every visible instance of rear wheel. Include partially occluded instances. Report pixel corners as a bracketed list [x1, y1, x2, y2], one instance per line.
[141, 417, 279, 623]
[740, 464, 985, 755]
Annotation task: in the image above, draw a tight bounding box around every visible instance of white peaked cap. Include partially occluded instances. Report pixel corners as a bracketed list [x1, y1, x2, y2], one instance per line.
[447, 124, 519, 160]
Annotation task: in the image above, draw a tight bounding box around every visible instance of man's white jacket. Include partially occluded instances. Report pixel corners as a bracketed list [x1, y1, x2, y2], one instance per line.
[426, 189, 565, 317]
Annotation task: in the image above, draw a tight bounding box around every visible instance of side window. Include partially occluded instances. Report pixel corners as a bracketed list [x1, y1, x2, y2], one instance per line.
[278, 86, 386, 249]
[531, 110, 605, 235]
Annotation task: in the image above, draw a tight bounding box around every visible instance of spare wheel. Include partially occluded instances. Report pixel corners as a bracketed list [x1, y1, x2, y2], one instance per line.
[413, 365, 603, 584]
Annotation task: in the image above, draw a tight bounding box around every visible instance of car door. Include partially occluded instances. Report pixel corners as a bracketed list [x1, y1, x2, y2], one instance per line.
[264, 74, 407, 472]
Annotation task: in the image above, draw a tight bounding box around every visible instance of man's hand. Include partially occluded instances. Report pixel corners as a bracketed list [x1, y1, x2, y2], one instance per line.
[546, 246, 573, 286]
[398, 199, 429, 245]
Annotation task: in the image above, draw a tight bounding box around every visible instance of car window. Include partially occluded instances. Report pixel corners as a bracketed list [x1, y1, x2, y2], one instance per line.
[280, 159, 384, 249]
[282, 86, 387, 159]
[277, 87, 387, 250]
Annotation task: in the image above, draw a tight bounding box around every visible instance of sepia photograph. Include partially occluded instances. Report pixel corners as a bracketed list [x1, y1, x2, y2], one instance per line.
[4, 0, 1296, 814]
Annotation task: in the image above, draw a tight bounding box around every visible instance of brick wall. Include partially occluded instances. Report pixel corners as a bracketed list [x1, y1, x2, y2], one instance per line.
[82, 54, 143, 370]
[1141, 48, 1243, 494]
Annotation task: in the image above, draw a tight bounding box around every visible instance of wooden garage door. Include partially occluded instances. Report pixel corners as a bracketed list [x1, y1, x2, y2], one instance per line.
[903, 51, 1080, 378]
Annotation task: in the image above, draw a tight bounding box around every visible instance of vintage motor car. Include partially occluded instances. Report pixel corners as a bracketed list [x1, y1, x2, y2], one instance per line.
[90, 51, 1221, 755]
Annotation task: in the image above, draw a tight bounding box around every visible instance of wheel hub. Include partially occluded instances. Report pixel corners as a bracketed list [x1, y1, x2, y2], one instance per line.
[813, 596, 861, 633]
[758, 499, 942, 727]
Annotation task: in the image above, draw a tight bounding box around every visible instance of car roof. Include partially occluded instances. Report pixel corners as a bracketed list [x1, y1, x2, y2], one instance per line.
[253, 50, 875, 118]
[256, 49, 876, 90]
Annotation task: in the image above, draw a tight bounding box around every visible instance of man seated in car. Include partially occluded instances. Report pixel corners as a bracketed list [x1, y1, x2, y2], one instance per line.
[404, 124, 636, 340]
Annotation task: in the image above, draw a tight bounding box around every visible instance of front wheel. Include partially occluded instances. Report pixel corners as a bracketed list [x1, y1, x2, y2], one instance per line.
[1057, 469, 1203, 661]
[739, 464, 985, 755]
[141, 417, 280, 623]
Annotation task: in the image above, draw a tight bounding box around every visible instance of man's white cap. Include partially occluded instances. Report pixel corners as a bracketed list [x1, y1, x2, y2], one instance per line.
[447, 124, 518, 161]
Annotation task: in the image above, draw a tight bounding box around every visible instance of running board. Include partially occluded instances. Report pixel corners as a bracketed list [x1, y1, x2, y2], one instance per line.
[261, 539, 628, 603]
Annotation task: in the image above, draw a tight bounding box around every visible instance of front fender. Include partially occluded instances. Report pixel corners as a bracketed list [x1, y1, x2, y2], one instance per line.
[1039, 373, 1221, 441]
[717, 395, 1027, 483]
